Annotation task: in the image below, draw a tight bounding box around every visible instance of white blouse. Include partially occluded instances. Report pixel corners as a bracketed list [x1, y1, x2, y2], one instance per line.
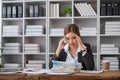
[64, 44, 81, 64]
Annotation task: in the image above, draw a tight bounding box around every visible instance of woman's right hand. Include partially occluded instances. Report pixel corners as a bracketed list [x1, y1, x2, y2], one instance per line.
[55, 37, 67, 57]
[58, 37, 66, 48]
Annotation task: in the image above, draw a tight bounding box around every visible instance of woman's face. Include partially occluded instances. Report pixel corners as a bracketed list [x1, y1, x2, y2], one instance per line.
[65, 32, 78, 47]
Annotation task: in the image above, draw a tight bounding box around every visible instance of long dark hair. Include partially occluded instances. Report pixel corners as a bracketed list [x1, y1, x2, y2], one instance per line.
[64, 24, 81, 37]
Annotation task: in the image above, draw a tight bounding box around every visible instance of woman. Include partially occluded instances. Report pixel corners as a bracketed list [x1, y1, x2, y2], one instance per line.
[49, 24, 94, 70]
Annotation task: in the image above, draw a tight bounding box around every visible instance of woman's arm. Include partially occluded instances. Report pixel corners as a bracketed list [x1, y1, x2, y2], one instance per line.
[49, 37, 66, 69]
[81, 43, 95, 70]
[49, 49, 67, 69]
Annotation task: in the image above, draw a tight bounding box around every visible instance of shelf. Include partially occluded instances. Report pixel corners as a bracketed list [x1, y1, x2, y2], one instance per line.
[100, 34, 120, 36]
[2, 18, 23, 20]
[2, 0, 23, 3]
[1, 0, 120, 70]
[24, 35, 46, 37]
[24, 0, 46, 2]
[2, 53, 22, 55]
[74, 16, 97, 19]
[24, 52, 46, 55]
[100, 16, 120, 18]
[49, 17, 72, 19]
[100, 53, 120, 55]
[2, 35, 23, 37]
[24, 17, 46, 20]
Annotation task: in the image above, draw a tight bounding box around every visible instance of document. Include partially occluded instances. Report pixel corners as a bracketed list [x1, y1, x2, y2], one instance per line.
[50, 60, 76, 73]
[80, 69, 103, 73]
[0, 68, 22, 74]
[22, 68, 50, 74]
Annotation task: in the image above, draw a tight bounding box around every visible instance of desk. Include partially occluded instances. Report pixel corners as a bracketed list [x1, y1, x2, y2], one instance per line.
[0, 73, 26, 80]
[0, 71, 120, 80]
[27, 71, 120, 80]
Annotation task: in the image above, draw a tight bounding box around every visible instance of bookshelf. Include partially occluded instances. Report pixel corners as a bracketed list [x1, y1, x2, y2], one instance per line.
[0, 0, 120, 70]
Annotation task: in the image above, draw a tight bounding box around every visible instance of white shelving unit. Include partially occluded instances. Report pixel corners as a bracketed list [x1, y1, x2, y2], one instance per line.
[1, 0, 120, 70]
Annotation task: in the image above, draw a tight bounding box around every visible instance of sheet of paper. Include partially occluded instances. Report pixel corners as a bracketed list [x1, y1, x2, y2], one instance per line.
[22, 69, 51, 74]
[80, 70, 103, 73]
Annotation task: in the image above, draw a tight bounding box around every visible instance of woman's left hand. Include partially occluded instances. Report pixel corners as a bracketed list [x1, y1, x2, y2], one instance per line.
[75, 35, 87, 56]
[75, 35, 83, 46]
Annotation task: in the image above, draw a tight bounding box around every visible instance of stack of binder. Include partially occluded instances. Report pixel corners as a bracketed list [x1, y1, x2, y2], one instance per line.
[3, 25, 21, 36]
[101, 44, 119, 54]
[100, 3, 120, 16]
[29, 5, 43, 17]
[3, 43, 21, 53]
[24, 44, 40, 53]
[26, 25, 44, 35]
[105, 21, 120, 35]
[2, 5, 23, 18]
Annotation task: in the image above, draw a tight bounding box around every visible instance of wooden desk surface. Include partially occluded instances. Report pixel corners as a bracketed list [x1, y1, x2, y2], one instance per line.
[27, 70, 120, 80]
[0, 71, 120, 80]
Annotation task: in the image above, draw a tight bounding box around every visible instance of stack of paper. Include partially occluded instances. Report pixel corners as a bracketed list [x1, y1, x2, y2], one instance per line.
[3, 25, 21, 36]
[102, 57, 119, 70]
[24, 44, 40, 53]
[50, 28, 64, 36]
[105, 21, 120, 35]
[80, 28, 96, 36]
[3, 43, 21, 53]
[3, 63, 21, 68]
[25, 60, 45, 69]
[26, 25, 44, 35]
[101, 44, 119, 54]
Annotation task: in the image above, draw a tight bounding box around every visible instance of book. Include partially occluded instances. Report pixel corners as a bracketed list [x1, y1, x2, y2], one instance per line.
[28, 60, 45, 64]
[88, 4, 96, 16]
[106, 3, 112, 16]
[34, 5, 39, 17]
[29, 5, 34, 17]
[12, 6, 17, 18]
[113, 3, 119, 15]
[17, 6, 23, 17]
[7, 6, 12, 18]
[4, 43, 21, 46]
[119, 3, 120, 15]
[101, 44, 115, 48]
[105, 21, 120, 24]
[100, 3, 106, 16]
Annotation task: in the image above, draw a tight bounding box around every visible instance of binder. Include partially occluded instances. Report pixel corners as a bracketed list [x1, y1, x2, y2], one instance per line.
[106, 3, 112, 16]
[39, 6, 43, 16]
[17, 6, 23, 17]
[2, 6, 7, 18]
[12, 6, 17, 18]
[119, 3, 120, 15]
[29, 5, 34, 17]
[7, 6, 12, 18]
[100, 3, 106, 16]
[34, 5, 39, 17]
[113, 3, 119, 15]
